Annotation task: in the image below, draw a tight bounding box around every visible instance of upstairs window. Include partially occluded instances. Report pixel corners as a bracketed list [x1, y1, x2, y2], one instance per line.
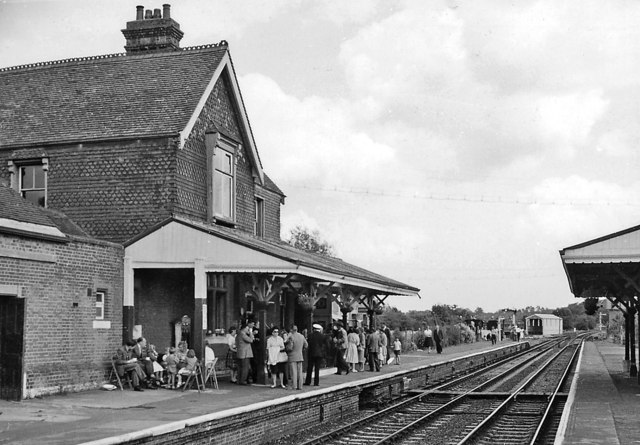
[254, 197, 264, 237]
[9, 159, 48, 207]
[20, 165, 46, 206]
[206, 132, 239, 224]
[213, 148, 234, 220]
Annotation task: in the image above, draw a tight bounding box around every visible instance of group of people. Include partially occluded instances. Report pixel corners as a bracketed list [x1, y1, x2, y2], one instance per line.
[224, 320, 317, 390]
[115, 321, 413, 392]
[422, 325, 443, 354]
[114, 337, 216, 391]
[333, 322, 403, 374]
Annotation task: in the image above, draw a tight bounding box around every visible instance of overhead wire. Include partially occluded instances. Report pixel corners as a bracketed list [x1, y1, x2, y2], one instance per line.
[279, 183, 640, 207]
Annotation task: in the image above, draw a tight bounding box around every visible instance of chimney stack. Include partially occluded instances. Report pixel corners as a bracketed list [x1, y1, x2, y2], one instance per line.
[121, 4, 184, 55]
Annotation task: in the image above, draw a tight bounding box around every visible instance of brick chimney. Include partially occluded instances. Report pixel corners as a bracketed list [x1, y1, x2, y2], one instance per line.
[121, 4, 184, 54]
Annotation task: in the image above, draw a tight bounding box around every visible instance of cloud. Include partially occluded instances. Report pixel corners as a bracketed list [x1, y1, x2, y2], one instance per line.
[522, 176, 640, 245]
[240, 73, 396, 188]
[310, 0, 386, 25]
[333, 0, 640, 180]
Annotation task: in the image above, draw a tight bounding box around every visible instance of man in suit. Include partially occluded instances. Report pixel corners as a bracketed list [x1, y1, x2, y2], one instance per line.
[114, 340, 146, 391]
[286, 324, 308, 390]
[132, 337, 154, 381]
[304, 324, 325, 386]
[366, 328, 381, 372]
[236, 321, 255, 385]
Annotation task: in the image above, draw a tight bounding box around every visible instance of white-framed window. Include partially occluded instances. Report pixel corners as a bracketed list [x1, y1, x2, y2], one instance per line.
[8, 159, 48, 207]
[206, 132, 239, 224]
[214, 148, 234, 220]
[254, 197, 264, 237]
[95, 290, 105, 320]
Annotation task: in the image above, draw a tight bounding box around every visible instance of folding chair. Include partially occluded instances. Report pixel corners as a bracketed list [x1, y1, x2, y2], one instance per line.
[182, 362, 205, 393]
[203, 358, 219, 390]
[109, 359, 132, 391]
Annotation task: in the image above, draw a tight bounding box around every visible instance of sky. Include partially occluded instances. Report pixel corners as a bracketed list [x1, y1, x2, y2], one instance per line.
[3, 0, 640, 313]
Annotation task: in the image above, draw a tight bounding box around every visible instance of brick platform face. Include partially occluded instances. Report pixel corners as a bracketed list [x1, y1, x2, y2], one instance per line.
[108, 344, 528, 445]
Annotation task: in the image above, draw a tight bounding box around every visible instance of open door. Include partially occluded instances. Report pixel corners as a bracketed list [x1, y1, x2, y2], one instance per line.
[0, 296, 24, 400]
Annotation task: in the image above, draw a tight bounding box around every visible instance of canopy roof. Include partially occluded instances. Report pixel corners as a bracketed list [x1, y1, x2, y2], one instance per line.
[125, 216, 420, 297]
[560, 224, 640, 303]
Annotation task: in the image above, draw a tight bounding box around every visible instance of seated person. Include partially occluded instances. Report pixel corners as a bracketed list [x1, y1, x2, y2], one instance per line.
[148, 343, 165, 382]
[132, 337, 154, 380]
[204, 340, 215, 367]
[175, 341, 188, 371]
[114, 340, 146, 392]
[177, 349, 198, 387]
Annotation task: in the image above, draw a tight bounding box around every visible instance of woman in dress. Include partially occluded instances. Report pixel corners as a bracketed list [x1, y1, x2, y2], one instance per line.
[225, 326, 238, 383]
[266, 326, 286, 388]
[344, 327, 360, 373]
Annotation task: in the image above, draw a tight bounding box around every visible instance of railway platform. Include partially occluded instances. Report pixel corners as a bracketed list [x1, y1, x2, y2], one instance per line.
[560, 339, 640, 445]
[0, 337, 637, 445]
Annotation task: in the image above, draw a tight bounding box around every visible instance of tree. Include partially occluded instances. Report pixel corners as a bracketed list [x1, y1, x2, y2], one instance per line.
[285, 225, 334, 256]
[583, 298, 600, 315]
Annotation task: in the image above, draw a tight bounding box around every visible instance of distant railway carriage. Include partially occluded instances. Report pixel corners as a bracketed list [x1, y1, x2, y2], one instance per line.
[525, 314, 563, 336]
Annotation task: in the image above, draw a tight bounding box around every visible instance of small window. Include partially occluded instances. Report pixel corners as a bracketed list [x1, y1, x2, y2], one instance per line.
[18, 164, 47, 207]
[254, 197, 264, 237]
[95, 290, 105, 320]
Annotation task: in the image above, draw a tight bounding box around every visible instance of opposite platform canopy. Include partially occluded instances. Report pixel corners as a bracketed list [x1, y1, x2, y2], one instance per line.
[560, 224, 640, 303]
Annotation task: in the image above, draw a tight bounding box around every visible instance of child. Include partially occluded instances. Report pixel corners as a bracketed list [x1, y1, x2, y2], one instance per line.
[148, 344, 164, 383]
[393, 337, 402, 365]
[177, 349, 198, 388]
[165, 347, 178, 388]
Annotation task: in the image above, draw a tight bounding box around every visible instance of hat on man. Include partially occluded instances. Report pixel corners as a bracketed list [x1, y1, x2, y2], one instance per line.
[313, 324, 322, 330]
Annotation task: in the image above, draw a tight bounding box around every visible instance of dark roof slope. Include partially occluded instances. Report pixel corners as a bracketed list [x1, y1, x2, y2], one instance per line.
[0, 184, 88, 238]
[0, 44, 227, 148]
[0, 184, 57, 227]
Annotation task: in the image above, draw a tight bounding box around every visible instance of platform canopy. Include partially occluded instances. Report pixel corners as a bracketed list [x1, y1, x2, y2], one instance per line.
[125, 216, 420, 298]
[560, 224, 640, 309]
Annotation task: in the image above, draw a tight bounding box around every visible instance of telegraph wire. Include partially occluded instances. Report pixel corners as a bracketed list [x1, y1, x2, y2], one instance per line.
[281, 183, 640, 207]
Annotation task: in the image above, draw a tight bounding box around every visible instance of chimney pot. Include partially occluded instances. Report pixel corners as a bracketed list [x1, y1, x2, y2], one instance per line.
[123, 4, 183, 54]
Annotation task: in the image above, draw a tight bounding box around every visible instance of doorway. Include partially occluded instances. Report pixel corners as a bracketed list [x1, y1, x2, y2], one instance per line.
[0, 297, 24, 400]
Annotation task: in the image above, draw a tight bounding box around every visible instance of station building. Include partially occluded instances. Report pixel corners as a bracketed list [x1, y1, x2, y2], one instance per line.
[0, 5, 419, 400]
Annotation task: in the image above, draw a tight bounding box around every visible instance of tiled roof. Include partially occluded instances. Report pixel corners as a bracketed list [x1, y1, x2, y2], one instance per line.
[0, 184, 57, 227]
[0, 44, 227, 148]
[0, 184, 88, 238]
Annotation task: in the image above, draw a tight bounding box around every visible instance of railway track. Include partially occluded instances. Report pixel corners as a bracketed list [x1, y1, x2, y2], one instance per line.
[293, 335, 585, 445]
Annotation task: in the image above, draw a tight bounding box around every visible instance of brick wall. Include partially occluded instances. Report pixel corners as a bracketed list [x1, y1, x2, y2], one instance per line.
[134, 269, 195, 350]
[0, 232, 123, 398]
